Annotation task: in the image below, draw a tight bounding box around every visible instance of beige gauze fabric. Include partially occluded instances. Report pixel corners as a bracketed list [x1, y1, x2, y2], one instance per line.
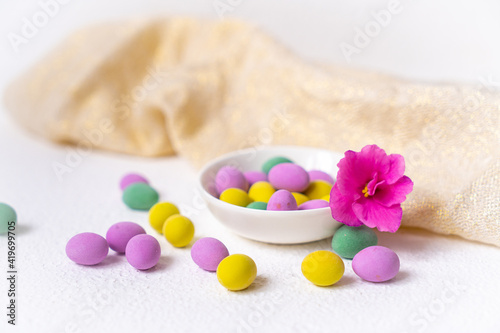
[4, 18, 500, 246]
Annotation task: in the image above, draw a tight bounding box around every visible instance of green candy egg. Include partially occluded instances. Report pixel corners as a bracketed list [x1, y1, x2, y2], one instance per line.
[331, 225, 378, 259]
[262, 156, 293, 174]
[0, 203, 17, 234]
[246, 201, 268, 210]
[122, 183, 159, 211]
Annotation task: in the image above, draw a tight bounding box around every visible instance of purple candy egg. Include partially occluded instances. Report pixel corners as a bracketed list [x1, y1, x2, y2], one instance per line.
[267, 190, 298, 211]
[66, 232, 109, 266]
[308, 170, 334, 184]
[215, 166, 248, 195]
[125, 234, 161, 270]
[352, 246, 400, 282]
[268, 163, 309, 192]
[298, 199, 330, 210]
[191, 237, 230, 271]
[120, 173, 149, 190]
[244, 171, 267, 186]
[106, 222, 146, 253]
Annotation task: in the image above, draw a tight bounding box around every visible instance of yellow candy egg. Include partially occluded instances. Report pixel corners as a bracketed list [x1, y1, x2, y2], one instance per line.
[248, 181, 275, 203]
[304, 180, 333, 200]
[292, 192, 309, 206]
[220, 188, 252, 207]
[162, 214, 195, 247]
[301, 250, 344, 286]
[217, 254, 257, 291]
[321, 194, 330, 202]
[149, 202, 180, 233]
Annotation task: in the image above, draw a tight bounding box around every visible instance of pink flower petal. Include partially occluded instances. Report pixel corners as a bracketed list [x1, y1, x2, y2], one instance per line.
[352, 197, 402, 232]
[357, 145, 390, 179]
[374, 176, 414, 207]
[329, 183, 363, 227]
[366, 173, 385, 196]
[383, 153, 406, 184]
[336, 150, 367, 196]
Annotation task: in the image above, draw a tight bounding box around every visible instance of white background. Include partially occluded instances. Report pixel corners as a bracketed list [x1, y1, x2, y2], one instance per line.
[1, 1, 500, 333]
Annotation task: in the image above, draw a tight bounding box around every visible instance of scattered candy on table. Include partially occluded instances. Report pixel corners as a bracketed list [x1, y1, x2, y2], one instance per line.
[122, 182, 159, 210]
[106, 222, 146, 254]
[149, 202, 180, 233]
[119, 173, 149, 190]
[125, 234, 161, 270]
[163, 214, 195, 247]
[66, 232, 109, 266]
[352, 246, 400, 282]
[301, 250, 345, 287]
[331, 225, 378, 259]
[0, 203, 16, 234]
[191, 237, 230, 272]
[217, 254, 257, 291]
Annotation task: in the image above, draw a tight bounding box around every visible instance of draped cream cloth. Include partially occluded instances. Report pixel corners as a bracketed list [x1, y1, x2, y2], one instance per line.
[4, 18, 500, 246]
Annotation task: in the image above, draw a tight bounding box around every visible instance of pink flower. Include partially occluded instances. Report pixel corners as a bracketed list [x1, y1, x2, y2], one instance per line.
[329, 145, 413, 232]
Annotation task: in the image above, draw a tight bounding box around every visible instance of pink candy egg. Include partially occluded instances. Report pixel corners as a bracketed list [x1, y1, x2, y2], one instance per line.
[106, 222, 146, 253]
[191, 237, 229, 271]
[308, 170, 334, 184]
[243, 171, 267, 186]
[125, 234, 161, 270]
[267, 190, 298, 211]
[298, 199, 329, 210]
[352, 246, 400, 282]
[120, 173, 149, 190]
[215, 166, 249, 195]
[268, 163, 309, 192]
[66, 232, 109, 266]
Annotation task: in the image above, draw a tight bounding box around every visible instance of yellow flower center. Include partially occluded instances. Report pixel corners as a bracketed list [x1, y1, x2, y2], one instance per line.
[362, 185, 370, 198]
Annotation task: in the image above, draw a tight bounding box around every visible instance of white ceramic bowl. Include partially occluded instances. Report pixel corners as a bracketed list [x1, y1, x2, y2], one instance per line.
[198, 146, 344, 244]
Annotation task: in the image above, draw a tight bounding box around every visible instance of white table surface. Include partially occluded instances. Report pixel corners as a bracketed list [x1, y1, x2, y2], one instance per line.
[1, 1, 500, 333]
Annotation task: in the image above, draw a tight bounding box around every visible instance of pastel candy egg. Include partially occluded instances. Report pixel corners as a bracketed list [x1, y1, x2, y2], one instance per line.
[248, 181, 275, 203]
[244, 171, 267, 186]
[292, 192, 309, 206]
[106, 222, 146, 253]
[215, 166, 248, 195]
[120, 173, 149, 190]
[352, 246, 400, 282]
[321, 194, 330, 202]
[66, 233, 109, 266]
[268, 163, 309, 192]
[262, 156, 293, 174]
[220, 188, 252, 207]
[122, 183, 159, 210]
[191, 237, 230, 271]
[308, 170, 334, 184]
[149, 202, 180, 233]
[331, 225, 378, 259]
[298, 199, 329, 210]
[163, 214, 195, 247]
[304, 180, 333, 200]
[0, 203, 16, 234]
[267, 190, 297, 211]
[301, 250, 344, 287]
[246, 202, 267, 210]
[217, 254, 257, 291]
[125, 234, 161, 270]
